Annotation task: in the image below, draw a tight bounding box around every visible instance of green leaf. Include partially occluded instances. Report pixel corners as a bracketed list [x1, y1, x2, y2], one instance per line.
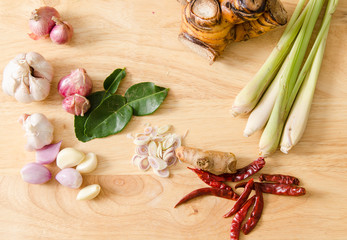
[84, 95, 133, 139]
[124, 82, 169, 116]
[74, 91, 107, 142]
[103, 68, 126, 94]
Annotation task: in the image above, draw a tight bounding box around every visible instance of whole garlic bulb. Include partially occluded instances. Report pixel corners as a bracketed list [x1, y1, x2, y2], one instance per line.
[19, 113, 54, 151]
[2, 52, 53, 103]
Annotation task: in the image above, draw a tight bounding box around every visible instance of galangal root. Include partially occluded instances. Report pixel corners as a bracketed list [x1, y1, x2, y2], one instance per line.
[178, 0, 288, 63]
[175, 146, 237, 175]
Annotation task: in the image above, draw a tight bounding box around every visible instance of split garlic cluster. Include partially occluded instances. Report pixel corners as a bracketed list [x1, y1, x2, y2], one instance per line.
[2, 52, 53, 103]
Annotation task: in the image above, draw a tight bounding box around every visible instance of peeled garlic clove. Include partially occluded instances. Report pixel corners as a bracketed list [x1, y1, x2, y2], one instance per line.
[76, 153, 98, 174]
[36, 141, 62, 165]
[55, 168, 83, 189]
[157, 125, 171, 135]
[76, 184, 101, 201]
[133, 134, 150, 145]
[56, 147, 85, 169]
[148, 141, 157, 157]
[20, 162, 52, 184]
[153, 168, 170, 178]
[148, 156, 167, 171]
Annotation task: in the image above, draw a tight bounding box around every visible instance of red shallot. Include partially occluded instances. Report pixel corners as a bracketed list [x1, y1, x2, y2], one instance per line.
[50, 17, 73, 44]
[36, 141, 62, 165]
[29, 6, 60, 39]
[58, 68, 93, 98]
[20, 162, 52, 184]
[62, 94, 90, 116]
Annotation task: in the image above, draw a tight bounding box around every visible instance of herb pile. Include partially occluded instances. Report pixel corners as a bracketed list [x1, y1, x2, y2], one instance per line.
[75, 68, 169, 142]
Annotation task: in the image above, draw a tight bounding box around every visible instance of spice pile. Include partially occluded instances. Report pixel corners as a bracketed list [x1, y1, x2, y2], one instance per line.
[175, 158, 306, 240]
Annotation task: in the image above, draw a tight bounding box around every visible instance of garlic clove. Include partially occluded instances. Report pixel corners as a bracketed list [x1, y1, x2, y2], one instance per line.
[56, 148, 85, 169]
[36, 141, 62, 165]
[76, 184, 101, 201]
[76, 152, 98, 174]
[55, 168, 83, 189]
[20, 162, 52, 184]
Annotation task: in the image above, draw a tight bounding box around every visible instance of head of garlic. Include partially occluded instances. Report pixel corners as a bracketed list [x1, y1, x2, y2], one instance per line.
[2, 52, 53, 103]
[19, 113, 54, 151]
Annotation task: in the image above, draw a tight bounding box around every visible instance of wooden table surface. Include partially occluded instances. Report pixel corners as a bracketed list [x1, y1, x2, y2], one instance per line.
[0, 0, 346, 239]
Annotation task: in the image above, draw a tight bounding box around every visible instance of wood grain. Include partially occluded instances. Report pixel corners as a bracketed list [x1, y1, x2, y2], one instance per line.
[0, 0, 347, 239]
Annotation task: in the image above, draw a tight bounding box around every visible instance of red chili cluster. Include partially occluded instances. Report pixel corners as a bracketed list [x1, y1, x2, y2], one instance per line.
[175, 158, 306, 240]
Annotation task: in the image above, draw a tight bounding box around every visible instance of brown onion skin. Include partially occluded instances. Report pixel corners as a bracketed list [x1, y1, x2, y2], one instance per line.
[58, 68, 93, 97]
[50, 18, 73, 44]
[29, 6, 60, 38]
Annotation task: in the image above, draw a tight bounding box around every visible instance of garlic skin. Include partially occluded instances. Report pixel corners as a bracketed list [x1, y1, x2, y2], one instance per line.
[2, 52, 53, 103]
[20, 113, 54, 151]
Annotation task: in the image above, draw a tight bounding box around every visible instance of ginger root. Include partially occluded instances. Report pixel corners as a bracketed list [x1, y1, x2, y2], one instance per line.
[175, 146, 237, 175]
[178, 0, 287, 63]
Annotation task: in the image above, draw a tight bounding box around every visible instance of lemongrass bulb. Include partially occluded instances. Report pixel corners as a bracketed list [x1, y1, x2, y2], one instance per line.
[281, 34, 328, 154]
[244, 76, 280, 137]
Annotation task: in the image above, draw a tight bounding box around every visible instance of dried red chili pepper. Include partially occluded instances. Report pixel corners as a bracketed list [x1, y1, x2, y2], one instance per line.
[189, 157, 266, 185]
[224, 178, 254, 218]
[259, 174, 300, 185]
[174, 187, 239, 208]
[242, 183, 264, 235]
[235, 182, 306, 196]
[220, 157, 266, 182]
[187, 167, 234, 192]
[230, 196, 255, 240]
[257, 183, 306, 196]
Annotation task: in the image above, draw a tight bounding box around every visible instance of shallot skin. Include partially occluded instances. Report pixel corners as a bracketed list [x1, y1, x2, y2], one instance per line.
[29, 6, 60, 38]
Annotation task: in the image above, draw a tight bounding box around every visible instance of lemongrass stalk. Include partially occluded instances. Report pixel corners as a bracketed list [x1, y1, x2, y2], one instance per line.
[231, 1, 312, 117]
[243, 56, 290, 137]
[259, 0, 325, 157]
[281, 0, 338, 153]
[282, 0, 308, 35]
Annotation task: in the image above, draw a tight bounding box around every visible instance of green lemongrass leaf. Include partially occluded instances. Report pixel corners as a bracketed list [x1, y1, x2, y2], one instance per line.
[74, 91, 107, 142]
[84, 95, 133, 139]
[125, 82, 169, 116]
[103, 68, 126, 94]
